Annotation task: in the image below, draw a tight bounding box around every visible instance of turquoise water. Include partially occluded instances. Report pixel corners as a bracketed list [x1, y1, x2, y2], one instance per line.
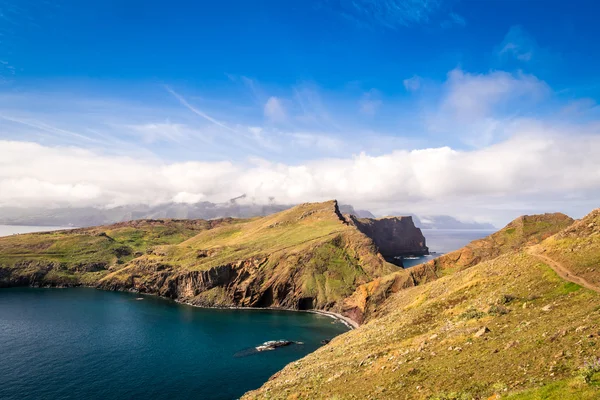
[0, 288, 349, 400]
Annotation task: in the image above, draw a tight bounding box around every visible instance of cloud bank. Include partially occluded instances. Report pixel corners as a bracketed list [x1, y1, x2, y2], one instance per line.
[2, 118, 599, 224]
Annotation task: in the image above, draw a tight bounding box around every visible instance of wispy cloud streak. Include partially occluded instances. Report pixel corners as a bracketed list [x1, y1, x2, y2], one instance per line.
[335, 0, 442, 29]
[165, 86, 237, 133]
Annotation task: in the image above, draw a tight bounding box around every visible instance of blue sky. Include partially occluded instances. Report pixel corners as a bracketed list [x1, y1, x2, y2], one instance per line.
[1, 0, 600, 224]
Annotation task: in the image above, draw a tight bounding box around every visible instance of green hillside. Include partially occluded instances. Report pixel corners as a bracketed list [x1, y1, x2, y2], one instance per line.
[0, 201, 398, 312]
[0, 219, 220, 286]
[244, 209, 600, 399]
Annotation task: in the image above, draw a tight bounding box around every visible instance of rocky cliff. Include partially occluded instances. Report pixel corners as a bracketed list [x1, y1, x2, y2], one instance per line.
[96, 201, 398, 313]
[0, 201, 428, 317]
[346, 215, 428, 258]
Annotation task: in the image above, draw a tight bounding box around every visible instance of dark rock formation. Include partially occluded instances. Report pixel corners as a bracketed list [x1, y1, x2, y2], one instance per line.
[345, 215, 428, 258]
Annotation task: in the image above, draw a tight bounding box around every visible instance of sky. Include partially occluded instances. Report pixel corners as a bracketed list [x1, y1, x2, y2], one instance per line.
[1, 0, 600, 226]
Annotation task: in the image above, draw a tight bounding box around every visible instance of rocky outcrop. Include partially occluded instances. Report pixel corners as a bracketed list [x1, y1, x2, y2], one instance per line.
[345, 215, 428, 258]
[97, 231, 389, 314]
[0, 200, 435, 325]
[342, 261, 438, 324]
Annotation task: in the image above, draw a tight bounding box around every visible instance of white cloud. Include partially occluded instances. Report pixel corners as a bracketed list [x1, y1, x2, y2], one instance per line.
[425, 68, 550, 147]
[2, 66, 600, 225]
[442, 68, 548, 120]
[335, 0, 443, 29]
[403, 76, 422, 92]
[172, 192, 206, 204]
[165, 86, 236, 132]
[496, 26, 551, 64]
[441, 12, 466, 29]
[264, 96, 287, 122]
[2, 121, 600, 225]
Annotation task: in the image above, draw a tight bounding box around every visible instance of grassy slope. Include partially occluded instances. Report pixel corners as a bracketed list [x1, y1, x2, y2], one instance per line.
[0, 219, 225, 285]
[244, 211, 600, 399]
[0, 201, 397, 311]
[427, 212, 575, 276]
[342, 213, 574, 324]
[537, 209, 600, 287]
[99, 201, 396, 310]
[137, 201, 357, 271]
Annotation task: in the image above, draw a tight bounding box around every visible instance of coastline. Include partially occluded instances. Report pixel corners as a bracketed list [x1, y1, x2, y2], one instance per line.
[307, 309, 359, 329]
[173, 298, 359, 330]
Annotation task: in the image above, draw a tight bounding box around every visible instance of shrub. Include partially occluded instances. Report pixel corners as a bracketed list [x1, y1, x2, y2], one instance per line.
[459, 307, 486, 320]
[497, 294, 516, 304]
[575, 357, 600, 384]
[488, 304, 509, 316]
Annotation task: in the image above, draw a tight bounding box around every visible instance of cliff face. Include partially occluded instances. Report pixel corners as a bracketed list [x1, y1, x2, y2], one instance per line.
[346, 215, 428, 258]
[97, 201, 397, 313]
[0, 200, 414, 317]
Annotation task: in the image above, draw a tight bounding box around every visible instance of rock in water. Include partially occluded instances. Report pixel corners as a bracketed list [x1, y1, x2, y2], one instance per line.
[255, 340, 294, 352]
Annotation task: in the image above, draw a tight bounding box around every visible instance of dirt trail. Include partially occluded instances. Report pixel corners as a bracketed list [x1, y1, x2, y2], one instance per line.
[526, 247, 600, 293]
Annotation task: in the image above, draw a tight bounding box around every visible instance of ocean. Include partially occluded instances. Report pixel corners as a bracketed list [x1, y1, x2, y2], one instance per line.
[399, 228, 495, 268]
[0, 288, 348, 400]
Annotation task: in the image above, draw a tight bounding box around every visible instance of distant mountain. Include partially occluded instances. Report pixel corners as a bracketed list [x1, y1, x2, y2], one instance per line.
[0, 201, 379, 227]
[389, 213, 496, 230]
[0, 202, 291, 227]
[0, 200, 493, 230]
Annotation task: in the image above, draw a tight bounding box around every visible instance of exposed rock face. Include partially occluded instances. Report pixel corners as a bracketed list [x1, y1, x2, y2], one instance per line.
[255, 340, 294, 351]
[342, 261, 438, 324]
[0, 200, 439, 325]
[97, 230, 390, 313]
[345, 215, 428, 258]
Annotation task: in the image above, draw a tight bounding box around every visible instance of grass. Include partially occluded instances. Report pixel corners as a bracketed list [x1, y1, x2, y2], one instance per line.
[243, 249, 600, 399]
[538, 209, 600, 287]
[505, 372, 600, 399]
[341, 212, 577, 325]
[0, 219, 216, 284]
[1, 201, 397, 314]
[99, 201, 395, 310]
